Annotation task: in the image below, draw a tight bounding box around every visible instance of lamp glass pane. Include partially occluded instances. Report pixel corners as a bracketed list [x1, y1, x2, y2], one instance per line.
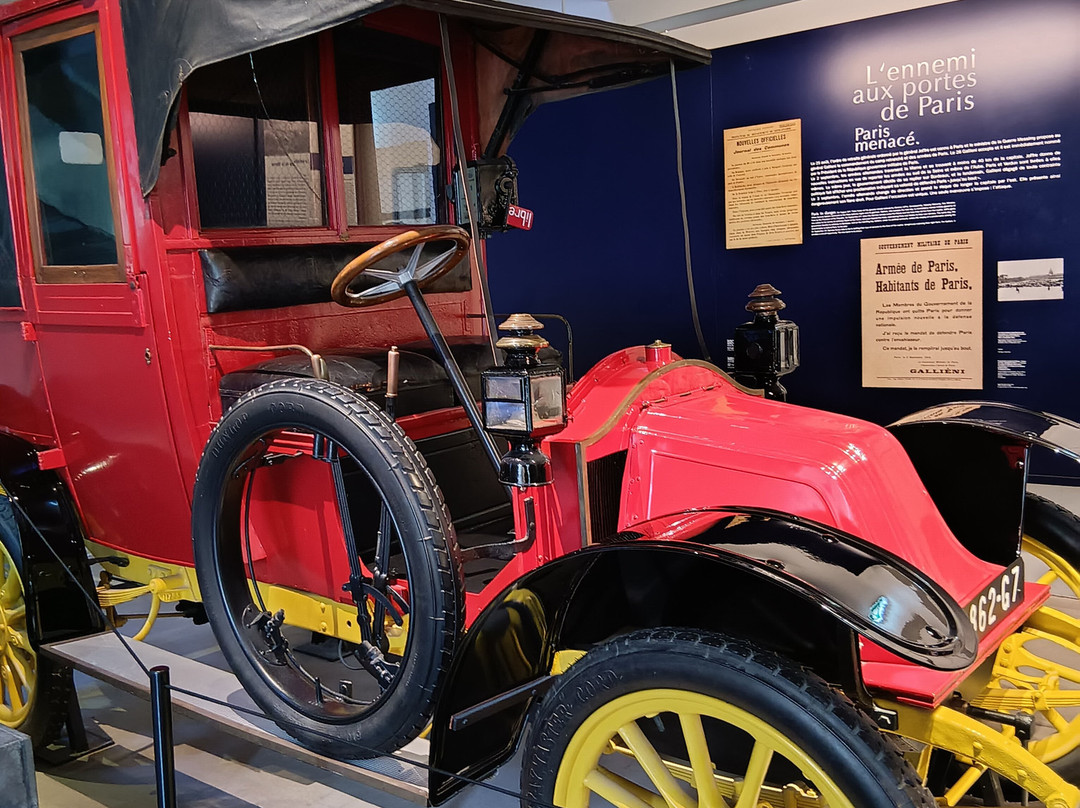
[485, 400, 528, 432]
[530, 375, 564, 430]
[484, 375, 525, 401]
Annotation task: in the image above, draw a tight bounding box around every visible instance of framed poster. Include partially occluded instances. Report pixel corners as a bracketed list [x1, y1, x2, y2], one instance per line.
[724, 119, 802, 249]
[861, 231, 983, 388]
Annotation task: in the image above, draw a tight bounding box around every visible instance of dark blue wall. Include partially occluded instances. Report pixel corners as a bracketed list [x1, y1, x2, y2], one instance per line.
[488, 65, 720, 377]
[487, 0, 1080, 444]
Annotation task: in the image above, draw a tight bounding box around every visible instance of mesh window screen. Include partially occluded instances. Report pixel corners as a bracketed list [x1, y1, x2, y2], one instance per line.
[334, 27, 443, 226]
[187, 38, 324, 230]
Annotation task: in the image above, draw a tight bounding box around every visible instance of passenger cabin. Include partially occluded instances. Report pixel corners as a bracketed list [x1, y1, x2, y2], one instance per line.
[0, 0, 706, 599]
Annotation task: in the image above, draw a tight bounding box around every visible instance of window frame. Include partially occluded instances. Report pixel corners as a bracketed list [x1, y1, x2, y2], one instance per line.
[12, 15, 126, 285]
[0, 118, 22, 310]
[179, 24, 451, 245]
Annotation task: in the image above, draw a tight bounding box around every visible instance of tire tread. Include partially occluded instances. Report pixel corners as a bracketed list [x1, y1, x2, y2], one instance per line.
[522, 628, 934, 808]
[194, 379, 463, 756]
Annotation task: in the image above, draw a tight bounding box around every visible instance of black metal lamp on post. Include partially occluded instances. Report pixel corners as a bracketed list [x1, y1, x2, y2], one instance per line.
[482, 314, 567, 487]
[733, 283, 801, 401]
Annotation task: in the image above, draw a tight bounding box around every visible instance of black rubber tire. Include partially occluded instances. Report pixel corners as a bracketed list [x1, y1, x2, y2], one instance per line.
[1024, 492, 1080, 564]
[522, 628, 935, 808]
[192, 378, 463, 757]
[1022, 491, 1080, 779]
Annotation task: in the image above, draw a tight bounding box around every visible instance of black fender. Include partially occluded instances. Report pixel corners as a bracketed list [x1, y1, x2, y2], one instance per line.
[890, 401, 1080, 565]
[428, 507, 974, 802]
[0, 433, 104, 647]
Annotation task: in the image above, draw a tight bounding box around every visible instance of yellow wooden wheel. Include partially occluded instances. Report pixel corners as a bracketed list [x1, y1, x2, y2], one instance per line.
[968, 532, 1080, 769]
[554, 689, 856, 808]
[967, 493, 1080, 778]
[1025, 534, 1080, 603]
[0, 540, 36, 729]
[522, 630, 934, 808]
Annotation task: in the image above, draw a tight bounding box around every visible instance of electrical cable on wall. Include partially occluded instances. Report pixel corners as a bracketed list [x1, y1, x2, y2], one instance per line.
[671, 59, 711, 361]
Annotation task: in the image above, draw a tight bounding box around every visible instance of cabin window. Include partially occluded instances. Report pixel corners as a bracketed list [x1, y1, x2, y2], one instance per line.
[184, 27, 444, 233]
[14, 19, 124, 282]
[0, 126, 19, 307]
[187, 38, 325, 230]
[333, 27, 442, 226]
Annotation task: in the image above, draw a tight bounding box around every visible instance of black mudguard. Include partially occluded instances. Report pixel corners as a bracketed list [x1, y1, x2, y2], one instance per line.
[428, 507, 975, 802]
[892, 401, 1080, 461]
[0, 434, 104, 646]
[890, 401, 1080, 565]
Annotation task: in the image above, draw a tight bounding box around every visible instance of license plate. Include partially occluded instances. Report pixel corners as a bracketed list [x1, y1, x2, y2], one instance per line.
[966, 559, 1024, 637]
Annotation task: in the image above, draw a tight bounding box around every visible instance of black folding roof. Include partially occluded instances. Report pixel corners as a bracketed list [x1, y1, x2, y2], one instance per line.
[111, 0, 709, 193]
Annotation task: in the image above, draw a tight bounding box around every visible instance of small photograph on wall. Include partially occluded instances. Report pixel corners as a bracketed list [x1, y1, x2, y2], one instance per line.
[997, 258, 1064, 301]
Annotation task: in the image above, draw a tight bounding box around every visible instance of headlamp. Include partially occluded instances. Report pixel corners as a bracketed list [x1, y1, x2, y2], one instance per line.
[481, 314, 567, 486]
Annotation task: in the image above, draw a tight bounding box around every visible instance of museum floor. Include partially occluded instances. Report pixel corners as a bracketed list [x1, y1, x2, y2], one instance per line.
[33, 484, 1080, 808]
[34, 616, 521, 808]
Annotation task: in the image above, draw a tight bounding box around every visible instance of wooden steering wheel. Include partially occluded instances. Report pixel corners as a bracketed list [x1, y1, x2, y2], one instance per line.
[330, 225, 471, 308]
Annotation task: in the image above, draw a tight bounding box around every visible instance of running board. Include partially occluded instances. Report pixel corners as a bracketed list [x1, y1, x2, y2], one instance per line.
[41, 633, 428, 803]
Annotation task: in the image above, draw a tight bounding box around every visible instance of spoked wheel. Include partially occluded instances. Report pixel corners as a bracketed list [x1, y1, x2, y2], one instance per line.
[522, 629, 934, 808]
[1022, 493, 1080, 601]
[0, 535, 70, 746]
[193, 379, 462, 757]
[966, 493, 1080, 777]
[1, 539, 36, 731]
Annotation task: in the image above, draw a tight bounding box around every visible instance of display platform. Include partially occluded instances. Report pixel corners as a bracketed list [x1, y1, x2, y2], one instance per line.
[41, 633, 429, 804]
[0, 723, 37, 808]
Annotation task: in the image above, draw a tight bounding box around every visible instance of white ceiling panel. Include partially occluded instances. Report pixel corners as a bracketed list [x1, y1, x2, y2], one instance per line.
[513, 0, 961, 48]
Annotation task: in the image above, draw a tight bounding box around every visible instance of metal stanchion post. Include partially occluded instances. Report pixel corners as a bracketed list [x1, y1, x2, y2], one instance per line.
[149, 665, 177, 808]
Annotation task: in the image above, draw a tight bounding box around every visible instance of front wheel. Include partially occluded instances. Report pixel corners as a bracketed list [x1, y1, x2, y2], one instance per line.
[522, 629, 934, 808]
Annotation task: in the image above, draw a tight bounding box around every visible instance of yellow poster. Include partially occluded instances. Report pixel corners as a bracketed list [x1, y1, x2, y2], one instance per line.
[724, 119, 802, 249]
[861, 231, 982, 389]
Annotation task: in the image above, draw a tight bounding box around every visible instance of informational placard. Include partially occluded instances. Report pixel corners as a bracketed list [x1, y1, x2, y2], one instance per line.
[723, 119, 802, 249]
[861, 231, 983, 388]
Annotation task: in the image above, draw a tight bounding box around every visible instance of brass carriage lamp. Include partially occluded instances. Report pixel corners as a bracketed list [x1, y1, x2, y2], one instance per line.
[482, 314, 567, 487]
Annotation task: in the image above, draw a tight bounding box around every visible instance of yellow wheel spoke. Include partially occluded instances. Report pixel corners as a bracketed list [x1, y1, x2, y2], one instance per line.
[1036, 569, 1059, 587]
[1, 662, 23, 713]
[4, 648, 28, 690]
[1044, 707, 1072, 734]
[0, 571, 18, 607]
[1024, 536, 1080, 596]
[585, 767, 671, 808]
[678, 712, 730, 808]
[6, 629, 29, 653]
[618, 721, 696, 808]
[734, 740, 774, 808]
[0, 545, 34, 728]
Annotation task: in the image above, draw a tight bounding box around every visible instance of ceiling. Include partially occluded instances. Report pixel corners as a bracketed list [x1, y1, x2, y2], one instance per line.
[505, 0, 960, 48]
